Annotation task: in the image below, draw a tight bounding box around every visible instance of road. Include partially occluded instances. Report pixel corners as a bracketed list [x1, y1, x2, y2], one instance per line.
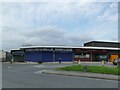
[2, 63, 119, 88]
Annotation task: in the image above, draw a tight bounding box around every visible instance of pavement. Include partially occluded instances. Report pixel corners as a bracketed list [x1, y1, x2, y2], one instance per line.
[42, 70, 119, 80]
[40, 62, 119, 81]
[5, 61, 116, 66]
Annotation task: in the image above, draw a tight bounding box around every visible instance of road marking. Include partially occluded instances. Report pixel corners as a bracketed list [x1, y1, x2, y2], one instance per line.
[35, 70, 47, 74]
[34, 65, 46, 68]
[8, 66, 12, 69]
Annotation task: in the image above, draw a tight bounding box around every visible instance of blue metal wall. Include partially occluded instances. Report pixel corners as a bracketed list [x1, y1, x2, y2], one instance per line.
[24, 51, 73, 62]
[55, 51, 73, 62]
[42, 51, 53, 62]
[24, 52, 42, 62]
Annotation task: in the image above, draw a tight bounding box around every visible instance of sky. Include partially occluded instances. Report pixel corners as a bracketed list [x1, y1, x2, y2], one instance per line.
[0, 0, 119, 51]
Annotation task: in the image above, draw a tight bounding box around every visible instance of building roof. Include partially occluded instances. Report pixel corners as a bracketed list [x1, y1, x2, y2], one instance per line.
[20, 45, 119, 50]
[85, 41, 119, 44]
[84, 41, 120, 48]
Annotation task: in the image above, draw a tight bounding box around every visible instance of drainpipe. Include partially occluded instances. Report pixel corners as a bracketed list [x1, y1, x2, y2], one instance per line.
[53, 49, 55, 62]
[91, 51, 92, 62]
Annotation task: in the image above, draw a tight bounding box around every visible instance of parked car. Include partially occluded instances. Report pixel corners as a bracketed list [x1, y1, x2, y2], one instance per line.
[113, 58, 120, 65]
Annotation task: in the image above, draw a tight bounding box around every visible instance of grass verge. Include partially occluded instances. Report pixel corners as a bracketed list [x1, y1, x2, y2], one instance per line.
[56, 65, 120, 75]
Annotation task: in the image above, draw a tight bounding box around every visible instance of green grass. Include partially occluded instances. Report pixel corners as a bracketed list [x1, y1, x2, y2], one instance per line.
[57, 65, 120, 75]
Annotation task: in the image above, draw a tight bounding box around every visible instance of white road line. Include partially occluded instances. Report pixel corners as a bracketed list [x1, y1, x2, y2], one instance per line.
[35, 70, 47, 74]
[8, 66, 12, 69]
[34, 65, 46, 68]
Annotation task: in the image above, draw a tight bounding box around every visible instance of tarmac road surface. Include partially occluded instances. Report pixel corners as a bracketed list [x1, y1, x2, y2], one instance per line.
[2, 63, 119, 88]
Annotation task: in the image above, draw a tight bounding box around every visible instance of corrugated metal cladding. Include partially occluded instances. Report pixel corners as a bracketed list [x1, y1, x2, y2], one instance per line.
[42, 51, 53, 62]
[24, 50, 73, 62]
[55, 51, 73, 62]
[25, 52, 42, 62]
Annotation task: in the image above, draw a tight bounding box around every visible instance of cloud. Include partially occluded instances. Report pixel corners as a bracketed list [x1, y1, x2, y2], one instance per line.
[2, 2, 118, 51]
[23, 26, 66, 45]
[0, 3, 3, 50]
[2, 2, 107, 28]
[1, 0, 119, 2]
[97, 2, 118, 23]
[2, 26, 93, 50]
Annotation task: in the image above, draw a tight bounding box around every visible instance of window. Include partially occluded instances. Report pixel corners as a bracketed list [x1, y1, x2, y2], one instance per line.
[74, 54, 90, 58]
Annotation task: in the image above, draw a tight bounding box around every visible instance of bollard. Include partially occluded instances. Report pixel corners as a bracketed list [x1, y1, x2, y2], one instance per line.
[78, 59, 81, 64]
[102, 60, 105, 66]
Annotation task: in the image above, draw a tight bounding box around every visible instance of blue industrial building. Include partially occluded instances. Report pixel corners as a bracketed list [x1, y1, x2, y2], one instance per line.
[11, 41, 120, 63]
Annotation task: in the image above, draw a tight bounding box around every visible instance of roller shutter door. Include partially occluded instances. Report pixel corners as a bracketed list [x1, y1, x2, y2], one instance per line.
[42, 51, 53, 62]
[24, 52, 42, 62]
[55, 51, 73, 62]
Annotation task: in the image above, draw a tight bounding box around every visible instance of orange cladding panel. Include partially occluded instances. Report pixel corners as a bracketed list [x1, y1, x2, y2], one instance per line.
[110, 55, 118, 62]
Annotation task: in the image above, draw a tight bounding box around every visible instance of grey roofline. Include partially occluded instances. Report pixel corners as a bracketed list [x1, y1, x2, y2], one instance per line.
[84, 41, 119, 44]
[19, 46, 119, 50]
